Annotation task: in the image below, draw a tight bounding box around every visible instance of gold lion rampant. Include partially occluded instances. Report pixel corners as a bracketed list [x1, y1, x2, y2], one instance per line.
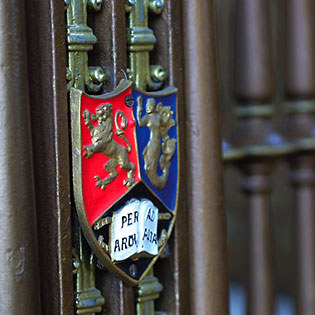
[83, 104, 135, 190]
[137, 96, 176, 189]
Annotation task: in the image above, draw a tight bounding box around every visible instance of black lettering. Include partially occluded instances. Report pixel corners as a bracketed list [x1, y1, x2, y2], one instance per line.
[152, 233, 157, 244]
[128, 233, 137, 247]
[121, 237, 127, 250]
[114, 240, 120, 252]
[127, 213, 132, 226]
[149, 230, 153, 242]
[121, 216, 127, 228]
[142, 228, 148, 241]
[134, 211, 139, 223]
[146, 208, 154, 221]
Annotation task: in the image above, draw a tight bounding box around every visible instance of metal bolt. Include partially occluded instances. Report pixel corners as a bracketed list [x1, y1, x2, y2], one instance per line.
[129, 264, 137, 278]
[72, 258, 80, 274]
[125, 94, 134, 107]
[151, 65, 167, 82]
[88, 0, 103, 11]
[149, 0, 163, 14]
[125, 0, 135, 13]
[89, 66, 107, 83]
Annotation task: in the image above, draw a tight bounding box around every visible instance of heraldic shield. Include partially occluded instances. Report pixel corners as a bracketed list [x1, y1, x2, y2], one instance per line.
[70, 79, 179, 285]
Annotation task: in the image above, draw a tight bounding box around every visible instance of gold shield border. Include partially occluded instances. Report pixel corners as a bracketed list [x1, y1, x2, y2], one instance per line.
[70, 79, 179, 286]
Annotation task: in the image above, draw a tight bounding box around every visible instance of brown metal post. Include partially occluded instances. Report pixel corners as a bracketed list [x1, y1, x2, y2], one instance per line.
[89, 2, 135, 313]
[290, 155, 315, 315]
[0, 0, 41, 313]
[284, 1, 315, 314]
[25, 1, 74, 314]
[230, 0, 288, 313]
[152, 1, 191, 314]
[182, 1, 229, 314]
[240, 160, 274, 315]
[234, 0, 274, 103]
[285, 0, 315, 99]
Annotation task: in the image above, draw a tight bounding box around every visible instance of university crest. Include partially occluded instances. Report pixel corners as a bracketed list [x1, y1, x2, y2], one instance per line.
[70, 79, 179, 285]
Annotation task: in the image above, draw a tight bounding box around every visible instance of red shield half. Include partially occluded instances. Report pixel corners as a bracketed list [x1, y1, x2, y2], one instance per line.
[80, 85, 140, 225]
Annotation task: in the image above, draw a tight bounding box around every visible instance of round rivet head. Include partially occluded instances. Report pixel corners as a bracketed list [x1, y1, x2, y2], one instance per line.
[125, 94, 134, 107]
[129, 264, 137, 278]
[149, 0, 163, 14]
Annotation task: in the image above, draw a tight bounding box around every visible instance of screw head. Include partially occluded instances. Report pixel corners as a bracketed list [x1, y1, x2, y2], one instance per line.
[149, 0, 163, 14]
[129, 264, 137, 278]
[125, 94, 134, 107]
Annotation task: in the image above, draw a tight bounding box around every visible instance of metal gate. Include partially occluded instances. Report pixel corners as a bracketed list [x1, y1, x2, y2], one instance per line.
[0, 0, 314, 314]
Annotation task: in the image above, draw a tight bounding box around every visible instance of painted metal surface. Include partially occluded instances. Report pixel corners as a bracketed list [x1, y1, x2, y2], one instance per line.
[70, 80, 179, 285]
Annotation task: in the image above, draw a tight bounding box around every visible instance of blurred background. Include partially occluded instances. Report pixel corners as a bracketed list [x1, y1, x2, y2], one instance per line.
[214, 0, 315, 314]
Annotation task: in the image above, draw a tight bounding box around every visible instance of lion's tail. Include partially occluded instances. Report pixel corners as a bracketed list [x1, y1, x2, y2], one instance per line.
[115, 110, 132, 153]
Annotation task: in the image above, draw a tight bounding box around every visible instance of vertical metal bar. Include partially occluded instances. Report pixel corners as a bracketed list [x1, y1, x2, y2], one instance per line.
[182, 1, 229, 314]
[89, 0, 127, 92]
[231, 0, 285, 313]
[0, 0, 41, 313]
[25, 1, 74, 313]
[66, 1, 106, 313]
[96, 272, 135, 315]
[234, 0, 274, 103]
[125, 1, 166, 314]
[284, 1, 315, 314]
[240, 161, 274, 315]
[152, 0, 191, 314]
[90, 2, 135, 312]
[290, 155, 315, 315]
[285, 0, 315, 99]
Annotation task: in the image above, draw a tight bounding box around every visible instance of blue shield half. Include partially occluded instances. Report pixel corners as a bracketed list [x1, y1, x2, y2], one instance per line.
[132, 86, 178, 212]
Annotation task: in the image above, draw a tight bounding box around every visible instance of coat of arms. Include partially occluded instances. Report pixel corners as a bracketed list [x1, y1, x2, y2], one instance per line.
[71, 79, 179, 285]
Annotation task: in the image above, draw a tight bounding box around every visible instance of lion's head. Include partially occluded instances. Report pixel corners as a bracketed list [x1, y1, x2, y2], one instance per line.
[93, 103, 113, 123]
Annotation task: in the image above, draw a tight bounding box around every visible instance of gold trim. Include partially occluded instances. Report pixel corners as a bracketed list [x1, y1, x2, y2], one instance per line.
[158, 213, 172, 220]
[136, 88, 180, 245]
[70, 82, 179, 286]
[79, 79, 133, 99]
[133, 85, 178, 96]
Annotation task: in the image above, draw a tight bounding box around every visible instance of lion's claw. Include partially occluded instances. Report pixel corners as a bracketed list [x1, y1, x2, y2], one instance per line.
[123, 179, 135, 187]
[95, 176, 106, 190]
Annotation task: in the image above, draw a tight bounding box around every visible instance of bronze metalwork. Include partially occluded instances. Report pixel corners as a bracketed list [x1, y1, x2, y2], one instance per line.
[66, 0, 106, 91]
[137, 96, 176, 189]
[71, 81, 174, 286]
[149, 1, 190, 313]
[66, 0, 106, 313]
[126, 1, 177, 314]
[83, 105, 135, 189]
[19, 0, 315, 314]
[74, 234, 105, 314]
[136, 269, 163, 314]
[126, 0, 166, 90]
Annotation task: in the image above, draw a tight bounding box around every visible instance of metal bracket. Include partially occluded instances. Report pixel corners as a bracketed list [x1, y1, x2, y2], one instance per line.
[127, 1, 167, 314]
[73, 233, 105, 314]
[66, 0, 107, 92]
[66, 1, 106, 313]
[136, 269, 164, 315]
[126, 0, 166, 91]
